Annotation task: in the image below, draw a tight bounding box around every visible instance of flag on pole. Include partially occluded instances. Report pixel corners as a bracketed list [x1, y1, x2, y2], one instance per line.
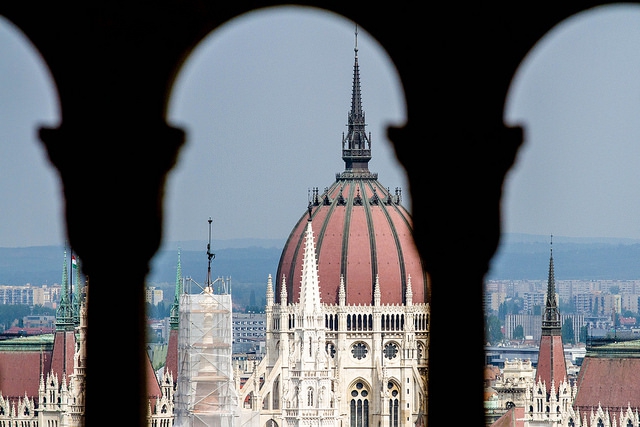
[72, 255, 77, 269]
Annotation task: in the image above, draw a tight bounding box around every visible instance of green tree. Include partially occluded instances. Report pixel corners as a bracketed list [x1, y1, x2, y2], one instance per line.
[562, 317, 575, 344]
[0, 305, 55, 331]
[485, 314, 503, 345]
[498, 297, 524, 321]
[513, 324, 524, 340]
[579, 325, 588, 343]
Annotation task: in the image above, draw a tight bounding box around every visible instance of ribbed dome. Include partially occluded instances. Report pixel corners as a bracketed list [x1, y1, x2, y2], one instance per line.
[276, 180, 427, 305]
[275, 30, 427, 306]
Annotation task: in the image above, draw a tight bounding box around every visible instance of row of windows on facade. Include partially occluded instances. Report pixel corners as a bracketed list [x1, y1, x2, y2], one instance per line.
[0, 286, 61, 306]
[487, 279, 640, 296]
[272, 312, 429, 332]
[484, 290, 640, 315]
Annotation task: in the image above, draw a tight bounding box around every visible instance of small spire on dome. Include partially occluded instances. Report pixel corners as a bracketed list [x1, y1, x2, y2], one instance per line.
[373, 274, 380, 306]
[406, 275, 413, 306]
[266, 274, 274, 307]
[280, 274, 288, 305]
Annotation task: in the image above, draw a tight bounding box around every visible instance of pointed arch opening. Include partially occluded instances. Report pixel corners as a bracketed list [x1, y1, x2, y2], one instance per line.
[487, 2, 640, 423]
[157, 6, 410, 304]
[348, 379, 371, 427]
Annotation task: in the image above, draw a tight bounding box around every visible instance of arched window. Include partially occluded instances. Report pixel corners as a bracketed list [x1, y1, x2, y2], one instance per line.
[387, 381, 400, 427]
[307, 387, 314, 407]
[273, 375, 280, 410]
[349, 381, 370, 427]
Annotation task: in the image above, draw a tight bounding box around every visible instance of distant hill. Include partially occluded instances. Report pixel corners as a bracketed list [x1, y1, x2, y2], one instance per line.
[0, 246, 63, 286]
[147, 245, 282, 286]
[0, 239, 285, 289]
[487, 233, 640, 280]
[4, 233, 640, 290]
[0, 239, 284, 310]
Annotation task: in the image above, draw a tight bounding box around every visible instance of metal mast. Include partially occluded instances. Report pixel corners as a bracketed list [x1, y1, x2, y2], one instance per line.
[206, 217, 215, 291]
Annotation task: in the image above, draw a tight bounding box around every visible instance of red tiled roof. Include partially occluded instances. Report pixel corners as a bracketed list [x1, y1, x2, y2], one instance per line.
[485, 365, 500, 380]
[0, 351, 49, 399]
[165, 328, 179, 380]
[574, 356, 640, 411]
[491, 407, 525, 427]
[536, 335, 567, 393]
[0, 331, 75, 402]
[146, 351, 161, 398]
[50, 330, 76, 379]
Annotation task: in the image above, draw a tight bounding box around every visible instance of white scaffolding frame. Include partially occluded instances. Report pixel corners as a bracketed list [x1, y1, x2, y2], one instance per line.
[175, 278, 239, 427]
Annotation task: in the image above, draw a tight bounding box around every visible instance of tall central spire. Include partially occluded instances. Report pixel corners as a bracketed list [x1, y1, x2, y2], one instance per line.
[339, 25, 375, 180]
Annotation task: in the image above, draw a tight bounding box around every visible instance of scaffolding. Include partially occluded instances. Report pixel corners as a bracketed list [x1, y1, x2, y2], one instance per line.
[175, 278, 239, 427]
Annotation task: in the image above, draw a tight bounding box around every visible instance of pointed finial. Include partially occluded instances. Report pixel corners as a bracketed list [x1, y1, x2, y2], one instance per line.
[354, 24, 359, 54]
[280, 274, 288, 304]
[406, 275, 413, 306]
[266, 274, 274, 307]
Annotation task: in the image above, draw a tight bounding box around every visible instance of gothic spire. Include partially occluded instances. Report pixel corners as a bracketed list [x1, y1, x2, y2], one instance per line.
[56, 247, 74, 331]
[542, 235, 561, 335]
[169, 248, 182, 330]
[340, 24, 374, 179]
[72, 254, 83, 326]
[536, 235, 568, 396]
[299, 217, 322, 315]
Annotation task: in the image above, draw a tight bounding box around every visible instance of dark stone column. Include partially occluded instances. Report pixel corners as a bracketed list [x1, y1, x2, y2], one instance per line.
[39, 122, 185, 425]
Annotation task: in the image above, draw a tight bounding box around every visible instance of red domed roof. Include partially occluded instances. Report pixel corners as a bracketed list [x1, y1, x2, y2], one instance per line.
[276, 33, 427, 306]
[276, 180, 427, 306]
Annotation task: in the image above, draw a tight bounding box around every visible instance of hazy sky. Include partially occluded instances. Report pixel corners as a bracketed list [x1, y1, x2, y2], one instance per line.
[3, 4, 640, 248]
[503, 4, 640, 240]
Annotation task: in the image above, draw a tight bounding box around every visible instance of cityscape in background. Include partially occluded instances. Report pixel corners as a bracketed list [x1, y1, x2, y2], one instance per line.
[484, 278, 640, 343]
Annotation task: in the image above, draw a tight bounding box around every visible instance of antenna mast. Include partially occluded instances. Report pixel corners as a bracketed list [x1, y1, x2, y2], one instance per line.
[206, 217, 215, 291]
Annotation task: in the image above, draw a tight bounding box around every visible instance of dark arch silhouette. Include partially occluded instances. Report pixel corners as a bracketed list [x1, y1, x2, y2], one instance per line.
[0, 2, 609, 425]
